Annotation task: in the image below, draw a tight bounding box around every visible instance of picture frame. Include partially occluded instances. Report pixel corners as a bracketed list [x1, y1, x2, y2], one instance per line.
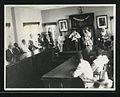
[58, 19, 68, 32]
[96, 15, 108, 29]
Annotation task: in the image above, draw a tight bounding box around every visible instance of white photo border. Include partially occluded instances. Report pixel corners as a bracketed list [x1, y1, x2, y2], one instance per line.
[4, 4, 116, 91]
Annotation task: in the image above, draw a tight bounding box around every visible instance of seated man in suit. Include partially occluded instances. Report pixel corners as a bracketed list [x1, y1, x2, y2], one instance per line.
[6, 44, 15, 63]
[13, 43, 23, 61]
[28, 40, 38, 51]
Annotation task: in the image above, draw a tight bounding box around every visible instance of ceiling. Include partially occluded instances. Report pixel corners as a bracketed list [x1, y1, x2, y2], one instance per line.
[11, 5, 78, 11]
[30, 5, 74, 10]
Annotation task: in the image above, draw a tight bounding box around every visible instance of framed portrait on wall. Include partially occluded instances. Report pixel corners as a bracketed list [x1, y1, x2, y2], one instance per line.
[96, 15, 108, 29]
[58, 19, 68, 32]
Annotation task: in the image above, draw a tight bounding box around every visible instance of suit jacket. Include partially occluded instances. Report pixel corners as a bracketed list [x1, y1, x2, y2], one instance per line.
[43, 37, 49, 48]
[6, 49, 14, 62]
[28, 45, 38, 51]
[13, 47, 23, 56]
[48, 31, 54, 45]
[38, 37, 44, 46]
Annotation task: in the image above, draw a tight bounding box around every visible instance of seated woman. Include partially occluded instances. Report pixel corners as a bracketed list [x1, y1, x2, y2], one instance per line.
[28, 40, 38, 51]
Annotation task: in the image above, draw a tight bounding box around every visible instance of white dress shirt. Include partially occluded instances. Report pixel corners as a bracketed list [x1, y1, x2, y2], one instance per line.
[73, 59, 93, 88]
[9, 48, 13, 54]
[57, 35, 65, 44]
[69, 32, 81, 42]
[21, 43, 30, 53]
[93, 55, 109, 73]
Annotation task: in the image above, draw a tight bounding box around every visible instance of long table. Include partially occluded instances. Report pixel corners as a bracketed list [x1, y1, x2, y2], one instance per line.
[6, 48, 53, 88]
[41, 56, 85, 88]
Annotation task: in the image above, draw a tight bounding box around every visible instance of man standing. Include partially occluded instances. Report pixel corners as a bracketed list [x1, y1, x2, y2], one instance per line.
[69, 29, 81, 51]
[83, 27, 93, 52]
[57, 32, 65, 52]
[48, 28, 54, 47]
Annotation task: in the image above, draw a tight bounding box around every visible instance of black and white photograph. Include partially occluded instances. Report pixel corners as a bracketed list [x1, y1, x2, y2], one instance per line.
[97, 15, 108, 28]
[58, 19, 68, 32]
[4, 4, 116, 91]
